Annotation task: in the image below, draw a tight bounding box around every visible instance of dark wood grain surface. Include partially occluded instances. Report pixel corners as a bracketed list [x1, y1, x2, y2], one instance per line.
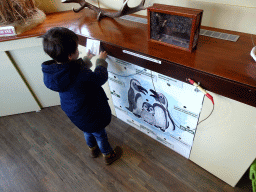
[1, 10, 256, 107]
[0, 106, 252, 191]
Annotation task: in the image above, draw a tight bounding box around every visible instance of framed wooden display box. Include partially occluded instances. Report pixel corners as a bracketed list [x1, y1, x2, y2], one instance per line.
[147, 4, 203, 52]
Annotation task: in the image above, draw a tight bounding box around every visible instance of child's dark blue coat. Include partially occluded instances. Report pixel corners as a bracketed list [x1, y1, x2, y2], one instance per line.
[41, 58, 111, 133]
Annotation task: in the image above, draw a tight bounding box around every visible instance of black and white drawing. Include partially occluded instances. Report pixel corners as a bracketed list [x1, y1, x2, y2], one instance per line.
[126, 79, 148, 118]
[107, 56, 204, 158]
[150, 89, 175, 132]
[141, 102, 156, 126]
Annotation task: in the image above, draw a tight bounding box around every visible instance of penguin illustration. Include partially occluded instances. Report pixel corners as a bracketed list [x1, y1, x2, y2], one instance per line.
[150, 89, 175, 131]
[126, 79, 148, 118]
[141, 102, 156, 125]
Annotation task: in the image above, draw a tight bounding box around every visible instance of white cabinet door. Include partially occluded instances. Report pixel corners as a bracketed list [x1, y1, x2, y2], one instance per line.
[190, 91, 256, 187]
[9, 46, 60, 108]
[0, 51, 40, 117]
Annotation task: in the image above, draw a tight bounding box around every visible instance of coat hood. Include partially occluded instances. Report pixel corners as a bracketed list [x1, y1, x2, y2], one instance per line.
[42, 60, 76, 92]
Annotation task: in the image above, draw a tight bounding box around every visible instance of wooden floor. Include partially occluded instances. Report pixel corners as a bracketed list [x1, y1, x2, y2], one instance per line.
[0, 106, 252, 192]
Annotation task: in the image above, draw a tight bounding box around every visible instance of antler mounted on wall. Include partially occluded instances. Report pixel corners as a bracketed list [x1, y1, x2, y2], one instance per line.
[62, 0, 146, 20]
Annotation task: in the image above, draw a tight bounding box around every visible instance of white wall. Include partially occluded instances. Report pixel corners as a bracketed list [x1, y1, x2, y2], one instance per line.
[34, 0, 256, 34]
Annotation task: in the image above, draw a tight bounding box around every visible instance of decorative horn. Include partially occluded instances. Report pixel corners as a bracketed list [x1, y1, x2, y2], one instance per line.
[62, 0, 146, 20]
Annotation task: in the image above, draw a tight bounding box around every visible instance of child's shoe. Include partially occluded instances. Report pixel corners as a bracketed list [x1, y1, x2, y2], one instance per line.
[89, 145, 100, 158]
[103, 146, 122, 165]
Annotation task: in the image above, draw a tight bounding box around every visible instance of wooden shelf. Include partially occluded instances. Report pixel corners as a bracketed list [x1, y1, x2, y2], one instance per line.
[1, 10, 256, 107]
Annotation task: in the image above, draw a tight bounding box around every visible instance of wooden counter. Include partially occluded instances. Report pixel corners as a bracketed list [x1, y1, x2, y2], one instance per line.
[1, 10, 255, 107]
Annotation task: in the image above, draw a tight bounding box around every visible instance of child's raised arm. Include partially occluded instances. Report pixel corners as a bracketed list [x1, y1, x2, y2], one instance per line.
[80, 51, 109, 86]
[82, 50, 94, 68]
[96, 51, 108, 68]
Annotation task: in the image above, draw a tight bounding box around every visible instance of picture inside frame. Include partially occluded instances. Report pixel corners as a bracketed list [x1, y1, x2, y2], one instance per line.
[150, 12, 193, 49]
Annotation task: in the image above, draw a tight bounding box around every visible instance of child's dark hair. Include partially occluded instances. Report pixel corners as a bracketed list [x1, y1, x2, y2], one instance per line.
[41, 27, 78, 63]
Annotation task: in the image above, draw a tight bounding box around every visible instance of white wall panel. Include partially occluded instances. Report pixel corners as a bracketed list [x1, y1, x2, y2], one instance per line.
[35, 0, 256, 34]
[9, 46, 60, 108]
[192, 0, 256, 8]
[0, 37, 42, 52]
[0, 52, 40, 117]
[190, 91, 256, 187]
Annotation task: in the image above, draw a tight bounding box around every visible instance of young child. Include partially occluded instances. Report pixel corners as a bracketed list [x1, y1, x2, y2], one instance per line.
[41, 27, 121, 165]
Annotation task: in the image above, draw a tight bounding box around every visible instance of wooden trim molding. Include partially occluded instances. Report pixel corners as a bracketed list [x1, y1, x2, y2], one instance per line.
[1, 10, 256, 107]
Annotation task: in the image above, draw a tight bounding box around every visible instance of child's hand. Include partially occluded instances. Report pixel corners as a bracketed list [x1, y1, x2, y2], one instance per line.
[99, 51, 107, 60]
[87, 50, 94, 60]
[82, 56, 93, 68]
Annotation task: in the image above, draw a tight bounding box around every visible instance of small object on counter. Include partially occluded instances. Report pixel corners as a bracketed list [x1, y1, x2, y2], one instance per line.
[0, 25, 16, 37]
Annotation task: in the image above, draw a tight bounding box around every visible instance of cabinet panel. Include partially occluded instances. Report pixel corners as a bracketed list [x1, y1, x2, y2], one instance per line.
[9, 46, 60, 107]
[190, 91, 256, 187]
[0, 51, 40, 116]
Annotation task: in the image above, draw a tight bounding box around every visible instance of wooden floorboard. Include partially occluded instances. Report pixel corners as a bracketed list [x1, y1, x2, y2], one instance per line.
[0, 106, 252, 192]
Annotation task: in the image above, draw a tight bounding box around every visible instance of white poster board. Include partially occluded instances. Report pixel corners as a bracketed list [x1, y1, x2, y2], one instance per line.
[107, 56, 205, 158]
